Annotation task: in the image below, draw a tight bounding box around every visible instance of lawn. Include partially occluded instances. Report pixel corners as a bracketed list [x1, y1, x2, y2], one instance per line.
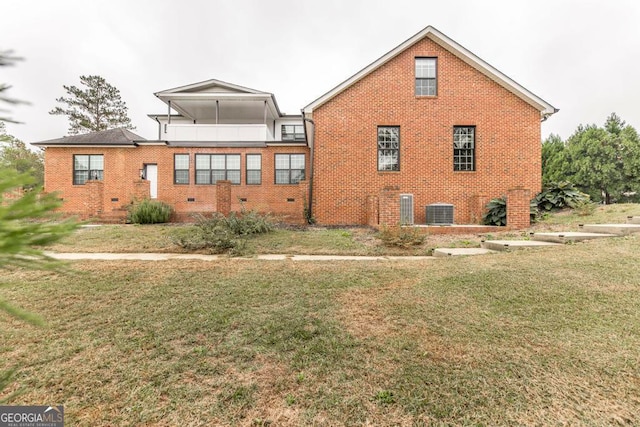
[46, 203, 640, 256]
[2, 205, 640, 425]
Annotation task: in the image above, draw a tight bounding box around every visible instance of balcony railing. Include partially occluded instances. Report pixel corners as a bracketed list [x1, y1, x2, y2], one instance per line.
[164, 124, 273, 142]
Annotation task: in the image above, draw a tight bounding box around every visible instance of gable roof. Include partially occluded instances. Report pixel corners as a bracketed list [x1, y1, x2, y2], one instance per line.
[154, 78, 267, 96]
[303, 26, 557, 119]
[154, 78, 283, 120]
[31, 128, 145, 147]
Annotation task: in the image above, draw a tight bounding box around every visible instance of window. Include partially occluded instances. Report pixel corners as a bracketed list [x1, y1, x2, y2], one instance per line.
[377, 126, 400, 171]
[415, 57, 437, 96]
[281, 124, 305, 141]
[275, 154, 305, 184]
[174, 154, 189, 184]
[246, 154, 262, 185]
[195, 154, 241, 184]
[73, 154, 103, 185]
[453, 126, 476, 171]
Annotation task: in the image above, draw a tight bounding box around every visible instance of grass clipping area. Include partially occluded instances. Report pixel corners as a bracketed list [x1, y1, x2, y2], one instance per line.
[2, 236, 639, 425]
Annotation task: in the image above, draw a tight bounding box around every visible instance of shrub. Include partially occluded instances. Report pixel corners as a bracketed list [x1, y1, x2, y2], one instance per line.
[174, 209, 275, 255]
[535, 181, 590, 211]
[573, 199, 597, 216]
[483, 196, 507, 226]
[377, 225, 425, 248]
[128, 199, 173, 224]
[224, 209, 275, 235]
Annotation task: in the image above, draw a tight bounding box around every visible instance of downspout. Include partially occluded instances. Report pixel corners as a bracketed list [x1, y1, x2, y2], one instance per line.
[154, 116, 161, 140]
[302, 114, 315, 222]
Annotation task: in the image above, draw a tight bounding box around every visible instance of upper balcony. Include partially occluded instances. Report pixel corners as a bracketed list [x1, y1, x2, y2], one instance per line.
[164, 123, 274, 142]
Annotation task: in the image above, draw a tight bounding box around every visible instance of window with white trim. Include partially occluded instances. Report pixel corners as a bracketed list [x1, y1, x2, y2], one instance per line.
[246, 154, 261, 185]
[453, 126, 476, 171]
[73, 154, 103, 185]
[195, 154, 241, 184]
[415, 57, 437, 96]
[275, 154, 305, 184]
[377, 126, 400, 171]
[174, 154, 189, 184]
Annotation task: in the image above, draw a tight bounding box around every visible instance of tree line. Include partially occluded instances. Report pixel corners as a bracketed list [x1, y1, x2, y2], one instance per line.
[542, 113, 640, 204]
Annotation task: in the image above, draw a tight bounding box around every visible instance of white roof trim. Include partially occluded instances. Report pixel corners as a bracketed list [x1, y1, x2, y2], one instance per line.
[303, 26, 557, 118]
[154, 78, 264, 96]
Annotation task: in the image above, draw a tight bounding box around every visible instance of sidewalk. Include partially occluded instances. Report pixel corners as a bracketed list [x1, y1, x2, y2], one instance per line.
[45, 252, 436, 262]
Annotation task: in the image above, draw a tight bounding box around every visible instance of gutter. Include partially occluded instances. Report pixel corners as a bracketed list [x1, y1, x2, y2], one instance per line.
[154, 116, 162, 139]
[541, 108, 560, 122]
[302, 115, 315, 222]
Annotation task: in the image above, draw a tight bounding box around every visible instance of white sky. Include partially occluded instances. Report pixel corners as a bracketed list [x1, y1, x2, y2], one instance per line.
[2, 0, 639, 144]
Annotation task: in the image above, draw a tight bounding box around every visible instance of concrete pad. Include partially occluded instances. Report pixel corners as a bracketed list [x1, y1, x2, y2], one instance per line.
[480, 240, 562, 251]
[46, 252, 222, 261]
[580, 224, 640, 235]
[532, 231, 617, 243]
[433, 248, 496, 257]
[255, 254, 290, 260]
[628, 216, 640, 224]
[46, 252, 437, 262]
[291, 255, 387, 261]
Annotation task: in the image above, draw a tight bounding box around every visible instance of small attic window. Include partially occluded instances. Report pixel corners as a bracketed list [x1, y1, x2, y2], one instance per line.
[415, 57, 437, 96]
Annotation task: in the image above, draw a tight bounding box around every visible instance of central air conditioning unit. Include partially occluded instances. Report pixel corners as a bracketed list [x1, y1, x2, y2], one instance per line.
[399, 194, 414, 225]
[426, 203, 454, 225]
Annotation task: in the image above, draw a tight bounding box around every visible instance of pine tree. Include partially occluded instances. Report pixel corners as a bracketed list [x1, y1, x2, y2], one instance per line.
[563, 114, 640, 204]
[49, 75, 135, 135]
[0, 51, 27, 123]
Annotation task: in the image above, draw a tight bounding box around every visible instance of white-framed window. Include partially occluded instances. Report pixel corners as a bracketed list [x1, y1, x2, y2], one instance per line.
[453, 126, 476, 171]
[174, 154, 189, 184]
[377, 126, 400, 171]
[195, 154, 241, 184]
[275, 154, 305, 184]
[415, 57, 437, 96]
[246, 154, 262, 185]
[73, 154, 103, 185]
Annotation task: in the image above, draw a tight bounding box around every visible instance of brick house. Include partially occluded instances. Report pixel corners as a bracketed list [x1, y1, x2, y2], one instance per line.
[33, 26, 556, 227]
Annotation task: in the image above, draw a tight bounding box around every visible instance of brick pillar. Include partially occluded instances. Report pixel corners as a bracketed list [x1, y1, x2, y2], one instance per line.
[469, 193, 489, 224]
[216, 180, 232, 216]
[379, 186, 400, 226]
[366, 195, 379, 227]
[132, 179, 150, 201]
[85, 180, 104, 218]
[507, 187, 531, 229]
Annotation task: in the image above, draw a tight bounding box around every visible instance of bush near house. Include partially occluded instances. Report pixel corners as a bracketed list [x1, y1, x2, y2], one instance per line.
[127, 199, 173, 224]
[173, 209, 275, 255]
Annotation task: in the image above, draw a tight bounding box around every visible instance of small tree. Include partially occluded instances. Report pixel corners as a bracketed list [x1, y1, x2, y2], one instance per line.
[49, 75, 135, 135]
[541, 133, 567, 186]
[0, 122, 44, 188]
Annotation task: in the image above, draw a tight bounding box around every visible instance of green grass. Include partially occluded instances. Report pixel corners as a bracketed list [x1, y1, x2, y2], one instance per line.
[46, 203, 640, 256]
[2, 233, 640, 425]
[533, 202, 640, 229]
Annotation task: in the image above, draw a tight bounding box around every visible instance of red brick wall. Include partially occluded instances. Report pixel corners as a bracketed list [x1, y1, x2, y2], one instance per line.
[43, 145, 309, 223]
[311, 36, 542, 225]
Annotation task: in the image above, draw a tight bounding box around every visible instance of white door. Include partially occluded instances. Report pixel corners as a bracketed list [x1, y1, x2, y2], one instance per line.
[145, 164, 158, 199]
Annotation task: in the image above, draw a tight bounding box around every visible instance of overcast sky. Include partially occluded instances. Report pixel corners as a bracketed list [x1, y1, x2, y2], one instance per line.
[2, 0, 639, 144]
